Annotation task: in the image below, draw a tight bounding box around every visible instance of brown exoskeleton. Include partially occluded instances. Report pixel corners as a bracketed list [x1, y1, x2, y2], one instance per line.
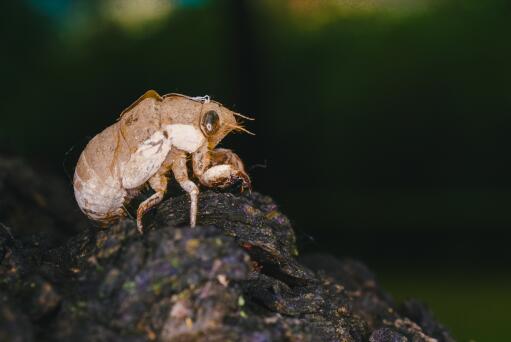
[73, 90, 253, 233]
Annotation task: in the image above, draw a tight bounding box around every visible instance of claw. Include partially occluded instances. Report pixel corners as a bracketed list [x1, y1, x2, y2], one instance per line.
[136, 210, 144, 234]
[236, 170, 251, 193]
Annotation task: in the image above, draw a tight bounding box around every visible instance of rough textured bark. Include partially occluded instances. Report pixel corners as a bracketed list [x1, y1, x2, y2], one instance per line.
[0, 156, 454, 342]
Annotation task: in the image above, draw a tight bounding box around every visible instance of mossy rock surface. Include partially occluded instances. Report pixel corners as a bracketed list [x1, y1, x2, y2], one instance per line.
[0, 156, 454, 342]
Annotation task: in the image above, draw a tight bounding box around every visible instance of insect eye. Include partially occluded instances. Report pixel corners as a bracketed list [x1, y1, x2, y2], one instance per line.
[202, 110, 220, 135]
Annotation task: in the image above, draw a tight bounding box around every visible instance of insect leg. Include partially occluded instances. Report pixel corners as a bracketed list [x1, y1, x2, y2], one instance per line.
[192, 144, 211, 178]
[199, 148, 251, 191]
[210, 148, 246, 171]
[172, 151, 199, 227]
[136, 173, 168, 233]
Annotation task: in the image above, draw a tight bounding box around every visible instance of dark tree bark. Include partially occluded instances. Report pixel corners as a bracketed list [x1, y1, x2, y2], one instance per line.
[0, 156, 454, 341]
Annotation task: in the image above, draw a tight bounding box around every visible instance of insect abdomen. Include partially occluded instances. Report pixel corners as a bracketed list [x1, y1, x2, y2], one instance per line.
[73, 124, 127, 224]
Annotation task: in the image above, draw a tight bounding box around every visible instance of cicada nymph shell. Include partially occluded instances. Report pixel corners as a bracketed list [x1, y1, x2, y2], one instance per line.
[74, 90, 253, 231]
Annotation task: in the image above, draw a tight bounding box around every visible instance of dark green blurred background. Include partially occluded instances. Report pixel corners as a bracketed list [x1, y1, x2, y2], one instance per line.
[2, 1, 510, 340]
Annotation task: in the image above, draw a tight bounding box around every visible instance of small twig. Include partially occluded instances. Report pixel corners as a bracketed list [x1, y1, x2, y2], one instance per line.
[249, 160, 268, 171]
[0, 222, 15, 240]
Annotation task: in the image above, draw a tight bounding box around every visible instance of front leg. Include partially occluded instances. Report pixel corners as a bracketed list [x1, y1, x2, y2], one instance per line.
[172, 150, 200, 227]
[194, 148, 251, 191]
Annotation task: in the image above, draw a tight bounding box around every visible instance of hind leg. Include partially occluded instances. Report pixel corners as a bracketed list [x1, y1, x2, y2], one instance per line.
[136, 172, 168, 233]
